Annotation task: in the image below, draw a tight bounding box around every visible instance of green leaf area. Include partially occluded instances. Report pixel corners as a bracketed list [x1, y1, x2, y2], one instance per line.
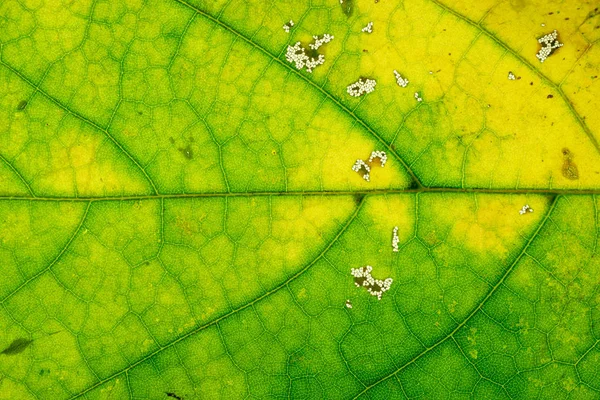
[1, 0, 600, 398]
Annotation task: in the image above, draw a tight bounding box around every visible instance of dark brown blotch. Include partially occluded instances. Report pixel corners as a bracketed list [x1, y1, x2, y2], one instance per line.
[1, 338, 33, 355]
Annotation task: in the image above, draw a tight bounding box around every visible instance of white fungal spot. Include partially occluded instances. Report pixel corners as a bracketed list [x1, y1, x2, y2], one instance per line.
[414, 92, 423, 102]
[351, 266, 393, 300]
[367, 278, 393, 300]
[368, 150, 387, 167]
[362, 22, 373, 33]
[309, 33, 334, 50]
[352, 159, 371, 181]
[536, 30, 563, 63]
[347, 78, 377, 97]
[393, 70, 409, 87]
[508, 71, 516, 80]
[283, 20, 294, 33]
[345, 299, 352, 308]
[392, 226, 399, 252]
[285, 34, 333, 73]
[519, 204, 534, 215]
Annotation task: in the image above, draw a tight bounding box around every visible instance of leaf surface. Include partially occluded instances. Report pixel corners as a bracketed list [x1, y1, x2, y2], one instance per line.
[0, 0, 599, 398]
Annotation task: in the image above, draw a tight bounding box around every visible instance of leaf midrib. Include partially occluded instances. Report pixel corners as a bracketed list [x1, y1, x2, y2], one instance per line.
[0, 187, 599, 202]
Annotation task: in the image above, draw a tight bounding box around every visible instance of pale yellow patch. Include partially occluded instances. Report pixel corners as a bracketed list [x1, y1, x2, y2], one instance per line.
[442, 195, 548, 257]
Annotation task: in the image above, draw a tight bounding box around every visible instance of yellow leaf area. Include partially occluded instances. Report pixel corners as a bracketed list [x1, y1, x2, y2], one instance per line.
[0, 0, 599, 399]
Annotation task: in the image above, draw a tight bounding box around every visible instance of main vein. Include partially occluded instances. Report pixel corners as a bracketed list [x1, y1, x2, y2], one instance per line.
[0, 187, 598, 202]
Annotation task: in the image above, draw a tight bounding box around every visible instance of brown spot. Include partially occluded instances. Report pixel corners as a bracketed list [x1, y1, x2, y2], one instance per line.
[562, 148, 579, 180]
[547, 94, 554, 98]
[530, 82, 534, 85]
[563, 160, 579, 180]
[354, 276, 367, 286]
[340, 0, 353, 16]
[178, 144, 193, 160]
[1, 338, 33, 355]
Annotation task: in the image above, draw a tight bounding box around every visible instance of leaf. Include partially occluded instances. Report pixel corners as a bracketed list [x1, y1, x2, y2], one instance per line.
[0, 0, 599, 398]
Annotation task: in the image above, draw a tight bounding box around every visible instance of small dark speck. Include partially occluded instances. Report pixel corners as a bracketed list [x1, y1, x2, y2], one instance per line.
[530, 82, 534, 85]
[565, 17, 569, 20]
[547, 94, 554, 98]
[17, 100, 27, 111]
[549, 12, 554, 15]
[166, 392, 183, 400]
[448, 53, 452, 56]
[362, 49, 368, 52]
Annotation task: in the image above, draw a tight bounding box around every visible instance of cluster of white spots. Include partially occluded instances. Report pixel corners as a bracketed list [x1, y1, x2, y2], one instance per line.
[392, 226, 399, 252]
[347, 78, 377, 97]
[368, 150, 387, 167]
[393, 70, 409, 87]
[309, 34, 334, 50]
[283, 20, 294, 33]
[352, 150, 387, 181]
[286, 41, 326, 73]
[536, 30, 563, 63]
[352, 159, 371, 181]
[519, 204, 534, 215]
[414, 92, 423, 102]
[508, 71, 516, 80]
[345, 299, 352, 308]
[351, 266, 393, 300]
[362, 22, 374, 33]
